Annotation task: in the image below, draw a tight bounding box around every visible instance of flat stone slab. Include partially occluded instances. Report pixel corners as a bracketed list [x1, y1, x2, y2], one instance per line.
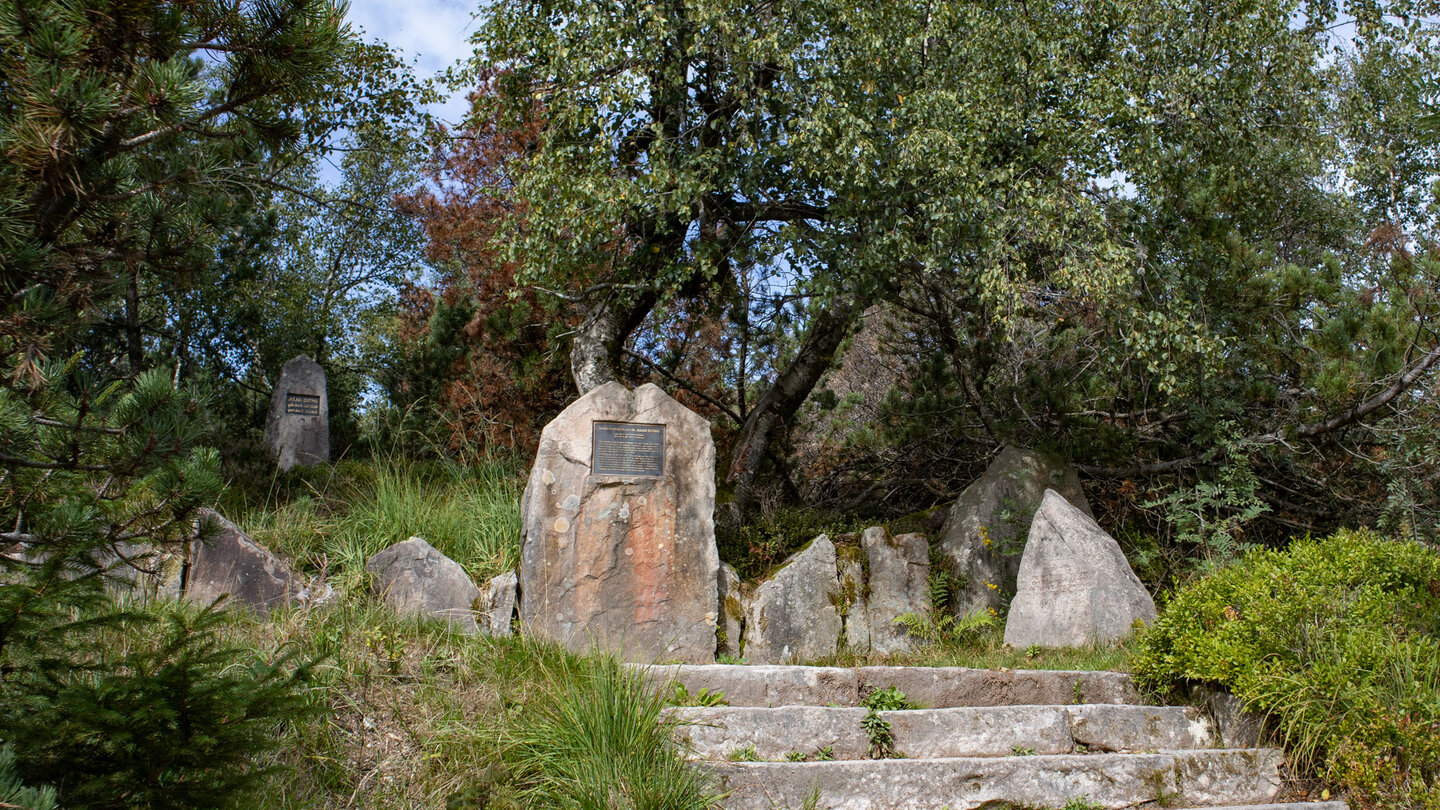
[673, 707, 870, 760]
[1171, 805, 1350, 810]
[709, 749, 1284, 810]
[643, 664, 1137, 708]
[1065, 704, 1214, 752]
[645, 664, 858, 707]
[855, 666, 1140, 707]
[669, 704, 1212, 761]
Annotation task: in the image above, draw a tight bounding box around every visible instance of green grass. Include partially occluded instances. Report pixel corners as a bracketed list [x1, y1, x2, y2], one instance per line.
[223, 599, 716, 809]
[231, 456, 522, 590]
[206, 457, 718, 808]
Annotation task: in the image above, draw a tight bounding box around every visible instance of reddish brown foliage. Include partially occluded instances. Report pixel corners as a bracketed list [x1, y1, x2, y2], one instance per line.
[394, 88, 574, 455]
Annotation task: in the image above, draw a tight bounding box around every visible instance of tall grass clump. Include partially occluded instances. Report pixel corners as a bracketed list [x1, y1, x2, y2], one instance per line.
[1134, 529, 1440, 809]
[496, 644, 720, 810]
[237, 456, 523, 589]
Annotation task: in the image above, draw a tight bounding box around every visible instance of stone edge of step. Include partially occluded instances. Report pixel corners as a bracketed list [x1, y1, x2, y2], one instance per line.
[1170, 804, 1348, 810]
[639, 663, 1139, 707]
[667, 703, 1215, 760]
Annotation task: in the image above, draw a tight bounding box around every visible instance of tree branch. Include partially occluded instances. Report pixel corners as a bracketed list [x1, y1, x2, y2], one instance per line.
[621, 347, 741, 423]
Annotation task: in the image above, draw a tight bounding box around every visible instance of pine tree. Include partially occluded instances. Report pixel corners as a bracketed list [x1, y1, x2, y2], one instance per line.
[0, 0, 351, 803]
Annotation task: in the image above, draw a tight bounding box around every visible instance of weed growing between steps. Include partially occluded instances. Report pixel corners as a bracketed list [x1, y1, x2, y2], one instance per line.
[1135, 529, 1440, 810]
[859, 687, 911, 758]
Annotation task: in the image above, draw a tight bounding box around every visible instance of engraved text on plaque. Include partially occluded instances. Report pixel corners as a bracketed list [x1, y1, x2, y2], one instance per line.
[286, 393, 322, 416]
[591, 421, 665, 477]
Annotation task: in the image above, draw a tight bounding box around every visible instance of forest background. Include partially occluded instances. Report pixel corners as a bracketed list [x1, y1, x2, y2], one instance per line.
[2, 0, 1440, 806]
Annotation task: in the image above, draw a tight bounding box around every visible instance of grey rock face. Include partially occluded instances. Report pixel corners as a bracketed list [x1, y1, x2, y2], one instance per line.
[937, 446, 1090, 617]
[478, 570, 518, 637]
[861, 528, 929, 654]
[836, 545, 869, 652]
[1004, 490, 1156, 649]
[519, 382, 720, 663]
[367, 537, 480, 633]
[101, 541, 185, 601]
[263, 355, 330, 471]
[186, 509, 303, 614]
[718, 562, 744, 659]
[742, 535, 842, 664]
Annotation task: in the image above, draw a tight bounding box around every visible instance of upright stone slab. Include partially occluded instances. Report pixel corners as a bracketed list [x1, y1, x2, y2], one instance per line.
[937, 446, 1090, 618]
[479, 570, 519, 638]
[718, 562, 744, 659]
[862, 528, 930, 655]
[519, 382, 719, 663]
[742, 535, 842, 664]
[263, 355, 329, 471]
[1004, 490, 1156, 649]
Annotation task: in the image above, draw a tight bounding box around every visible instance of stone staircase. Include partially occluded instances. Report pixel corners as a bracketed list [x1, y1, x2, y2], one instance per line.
[645, 664, 1348, 810]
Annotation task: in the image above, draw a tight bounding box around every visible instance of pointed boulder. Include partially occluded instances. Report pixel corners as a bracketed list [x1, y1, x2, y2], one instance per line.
[186, 510, 303, 614]
[367, 537, 481, 634]
[937, 447, 1091, 618]
[1004, 490, 1155, 649]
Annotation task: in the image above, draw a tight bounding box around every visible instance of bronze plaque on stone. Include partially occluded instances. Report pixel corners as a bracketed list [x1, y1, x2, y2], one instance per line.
[285, 393, 322, 416]
[591, 421, 665, 477]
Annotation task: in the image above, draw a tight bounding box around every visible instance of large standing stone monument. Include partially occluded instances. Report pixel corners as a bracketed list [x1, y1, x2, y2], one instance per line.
[263, 355, 329, 471]
[519, 382, 720, 663]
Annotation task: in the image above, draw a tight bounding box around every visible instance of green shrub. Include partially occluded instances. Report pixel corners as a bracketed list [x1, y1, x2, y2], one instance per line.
[1134, 529, 1440, 809]
[0, 602, 316, 810]
[718, 507, 860, 580]
[0, 744, 56, 810]
[496, 643, 720, 809]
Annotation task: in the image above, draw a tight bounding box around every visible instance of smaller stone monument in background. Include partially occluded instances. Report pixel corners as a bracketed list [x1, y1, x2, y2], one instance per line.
[264, 355, 329, 471]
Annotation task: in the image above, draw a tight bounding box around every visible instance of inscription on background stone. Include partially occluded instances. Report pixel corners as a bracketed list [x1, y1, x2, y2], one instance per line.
[591, 421, 665, 477]
[285, 393, 322, 416]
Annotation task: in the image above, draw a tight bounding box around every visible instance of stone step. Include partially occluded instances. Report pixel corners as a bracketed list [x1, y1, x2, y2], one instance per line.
[1171, 805, 1350, 810]
[670, 704, 1214, 761]
[708, 748, 1284, 809]
[645, 663, 1138, 708]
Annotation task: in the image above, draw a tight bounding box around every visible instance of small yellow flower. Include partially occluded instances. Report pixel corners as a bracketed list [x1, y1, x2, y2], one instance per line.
[985, 581, 998, 591]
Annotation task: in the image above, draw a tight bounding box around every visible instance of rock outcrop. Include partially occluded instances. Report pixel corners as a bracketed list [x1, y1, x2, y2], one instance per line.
[1004, 490, 1156, 648]
[186, 509, 303, 614]
[519, 382, 720, 663]
[937, 446, 1090, 617]
[742, 535, 842, 664]
[861, 528, 929, 655]
[366, 537, 481, 633]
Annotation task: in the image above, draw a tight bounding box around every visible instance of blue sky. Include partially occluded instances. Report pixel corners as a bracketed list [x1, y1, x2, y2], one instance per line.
[346, 0, 481, 123]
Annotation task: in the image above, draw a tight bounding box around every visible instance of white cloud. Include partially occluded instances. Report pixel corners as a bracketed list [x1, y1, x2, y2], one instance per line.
[345, 0, 481, 123]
